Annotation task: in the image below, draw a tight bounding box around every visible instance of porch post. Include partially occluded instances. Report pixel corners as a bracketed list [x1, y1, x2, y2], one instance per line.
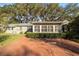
[33, 25, 35, 32]
[40, 25, 42, 33]
[53, 25, 55, 33]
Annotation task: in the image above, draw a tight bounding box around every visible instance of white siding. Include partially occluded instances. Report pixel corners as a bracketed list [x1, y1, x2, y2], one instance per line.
[21, 27, 27, 33]
[6, 26, 27, 34]
[53, 25, 60, 33]
[33, 25, 35, 32]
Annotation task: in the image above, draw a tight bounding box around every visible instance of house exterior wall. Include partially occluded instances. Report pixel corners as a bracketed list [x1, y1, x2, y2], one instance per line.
[33, 24, 61, 33]
[21, 27, 27, 33]
[5, 21, 63, 34]
[5, 26, 28, 34]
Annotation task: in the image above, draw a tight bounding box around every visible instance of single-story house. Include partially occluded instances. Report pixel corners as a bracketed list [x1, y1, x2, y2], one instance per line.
[5, 23, 32, 34]
[1, 20, 69, 34]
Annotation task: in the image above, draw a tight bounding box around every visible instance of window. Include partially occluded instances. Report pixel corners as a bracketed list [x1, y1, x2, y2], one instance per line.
[42, 25, 47, 32]
[8, 27, 13, 30]
[55, 25, 59, 32]
[12, 27, 13, 30]
[34, 25, 40, 32]
[48, 25, 53, 32]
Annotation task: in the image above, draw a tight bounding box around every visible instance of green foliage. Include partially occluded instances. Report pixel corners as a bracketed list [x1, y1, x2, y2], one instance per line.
[0, 34, 23, 46]
[65, 32, 79, 43]
[65, 32, 79, 39]
[0, 3, 79, 37]
[67, 15, 79, 39]
[69, 16, 79, 33]
[25, 32, 66, 38]
[0, 3, 78, 25]
[0, 34, 9, 42]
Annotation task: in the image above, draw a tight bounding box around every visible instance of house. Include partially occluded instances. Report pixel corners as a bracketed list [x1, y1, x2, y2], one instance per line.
[5, 23, 32, 34]
[4, 20, 69, 34]
[32, 21, 62, 33]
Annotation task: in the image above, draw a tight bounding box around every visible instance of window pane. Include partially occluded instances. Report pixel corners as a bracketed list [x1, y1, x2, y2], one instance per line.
[55, 25, 59, 32]
[34, 25, 40, 32]
[42, 25, 47, 32]
[48, 25, 53, 32]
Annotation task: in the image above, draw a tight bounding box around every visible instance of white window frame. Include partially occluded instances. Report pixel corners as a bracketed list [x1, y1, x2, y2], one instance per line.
[55, 25, 59, 33]
[48, 25, 53, 32]
[41, 25, 48, 32]
[34, 25, 40, 32]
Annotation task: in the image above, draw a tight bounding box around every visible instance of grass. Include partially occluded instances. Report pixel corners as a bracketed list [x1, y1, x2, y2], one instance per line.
[0, 33, 24, 46]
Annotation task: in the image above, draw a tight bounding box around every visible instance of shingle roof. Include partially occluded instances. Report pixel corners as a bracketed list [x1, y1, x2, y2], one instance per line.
[8, 23, 32, 27]
[32, 21, 62, 24]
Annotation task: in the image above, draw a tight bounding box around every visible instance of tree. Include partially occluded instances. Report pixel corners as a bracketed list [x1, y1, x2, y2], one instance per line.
[66, 15, 79, 39]
[0, 3, 79, 33]
[69, 15, 79, 34]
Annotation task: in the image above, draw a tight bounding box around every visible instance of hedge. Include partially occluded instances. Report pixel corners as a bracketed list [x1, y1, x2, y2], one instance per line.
[25, 32, 66, 38]
[65, 32, 79, 39]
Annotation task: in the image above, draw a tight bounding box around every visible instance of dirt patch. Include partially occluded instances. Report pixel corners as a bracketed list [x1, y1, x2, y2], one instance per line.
[0, 37, 78, 56]
[45, 39, 79, 53]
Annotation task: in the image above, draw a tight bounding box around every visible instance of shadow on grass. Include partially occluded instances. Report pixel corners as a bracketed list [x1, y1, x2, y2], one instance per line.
[0, 35, 9, 42]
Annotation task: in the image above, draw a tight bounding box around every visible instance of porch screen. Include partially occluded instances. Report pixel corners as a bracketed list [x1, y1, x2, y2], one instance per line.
[41, 25, 47, 32]
[48, 25, 53, 32]
[34, 25, 40, 32]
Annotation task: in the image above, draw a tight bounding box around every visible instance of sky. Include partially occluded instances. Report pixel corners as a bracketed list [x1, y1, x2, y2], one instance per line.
[0, 3, 68, 8]
[59, 3, 68, 8]
[0, 3, 12, 7]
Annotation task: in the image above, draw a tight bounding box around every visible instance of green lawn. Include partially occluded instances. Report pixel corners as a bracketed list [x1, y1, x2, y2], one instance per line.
[0, 33, 24, 46]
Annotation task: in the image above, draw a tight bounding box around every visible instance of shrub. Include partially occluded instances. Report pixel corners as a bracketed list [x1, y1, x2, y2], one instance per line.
[0, 35, 10, 42]
[25, 32, 66, 38]
[65, 32, 79, 39]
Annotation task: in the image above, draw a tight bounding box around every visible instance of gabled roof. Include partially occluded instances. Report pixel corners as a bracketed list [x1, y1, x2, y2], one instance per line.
[8, 23, 32, 27]
[32, 21, 62, 24]
[62, 20, 69, 25]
